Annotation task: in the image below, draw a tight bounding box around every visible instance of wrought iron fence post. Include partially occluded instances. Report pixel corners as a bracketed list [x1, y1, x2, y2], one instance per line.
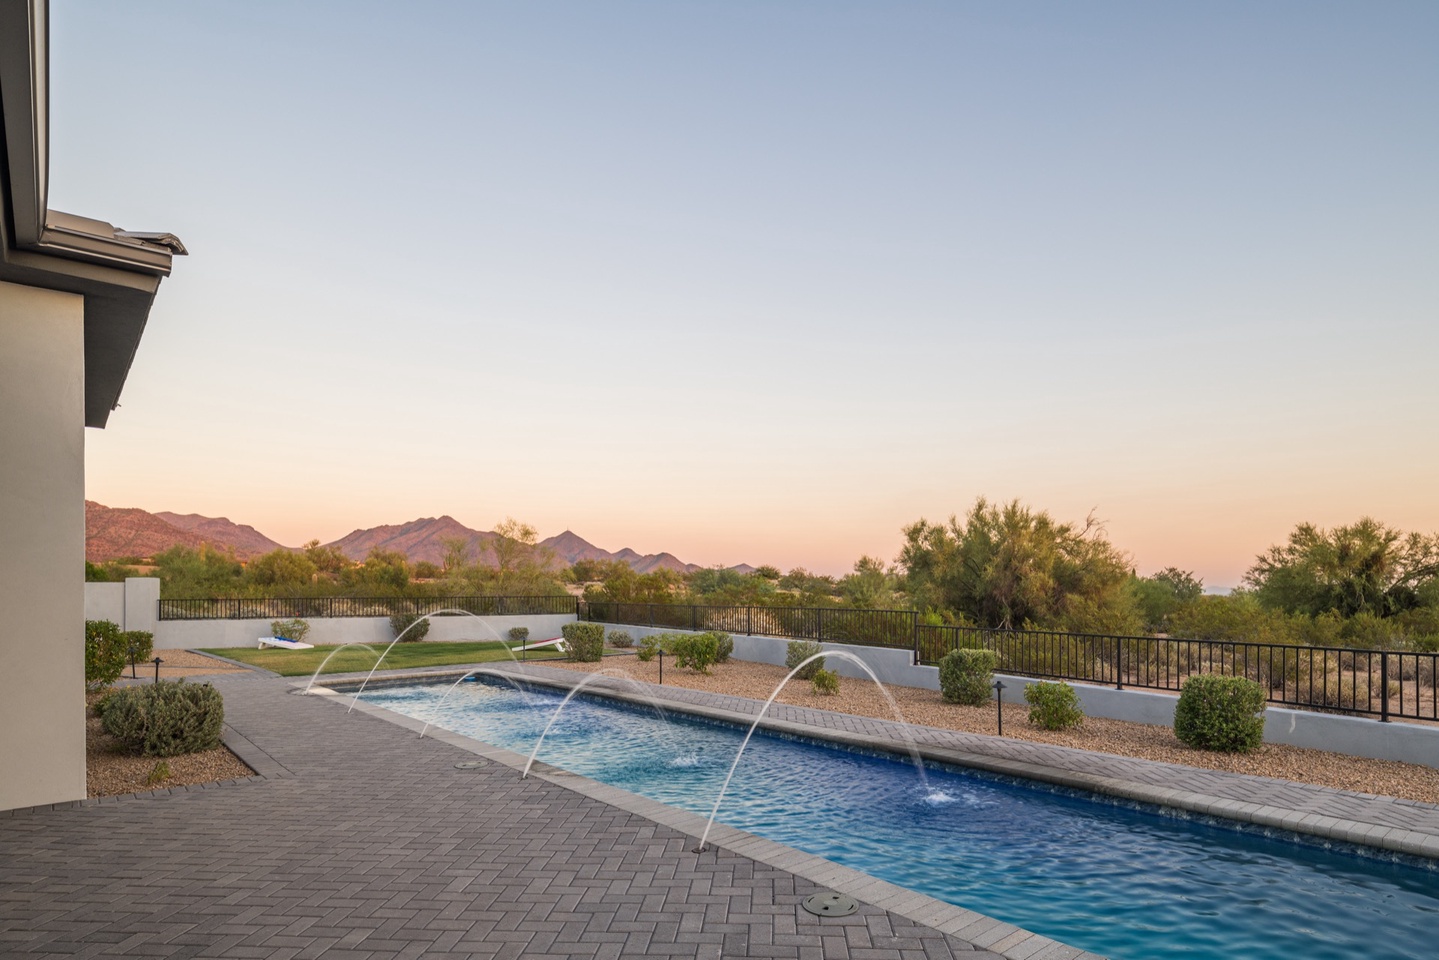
[1115, 635, 1124, 690]
[691, 605, 697, 631]
[747, 606, 753, 637]
[1381, 652, 1390, 723]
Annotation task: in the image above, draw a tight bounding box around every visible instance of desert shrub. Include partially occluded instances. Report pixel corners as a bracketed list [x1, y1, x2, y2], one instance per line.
[636, 634, 663, 662]
[1023, 681, 1084, 730]
[786, 640, 825, 680]
[562, 622, 606, 662]
[508, 626, 529, 644]
[122, 630, 154, 665]
[669, 632, 721, 673]
[146, 760, 172, 785]
[1174, 675, 1266, 753]
[938, 649, 999, 706]
[607, 630, 633, 648]
[271, 618, 311, 644]
[100, 681, 225, 757]
[709, 631, 733, 663]
[811, 667, 840, 695]
[85, 619, 127, 691]
[389, 612, 430, 642]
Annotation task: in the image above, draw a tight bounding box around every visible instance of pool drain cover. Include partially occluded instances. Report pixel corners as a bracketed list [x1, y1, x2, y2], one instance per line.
[801, 892, 859, 917]
[453, 760, 487, 769]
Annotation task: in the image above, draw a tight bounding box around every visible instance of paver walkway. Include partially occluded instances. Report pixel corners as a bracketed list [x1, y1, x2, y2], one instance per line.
[0, 671, 1031, 960]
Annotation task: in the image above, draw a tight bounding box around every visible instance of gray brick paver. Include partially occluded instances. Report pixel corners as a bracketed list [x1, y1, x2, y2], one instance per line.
[14, 665, 1433, 960]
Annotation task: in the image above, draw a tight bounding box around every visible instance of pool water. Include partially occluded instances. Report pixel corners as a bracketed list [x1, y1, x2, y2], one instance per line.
[364, 679, 1439, 960]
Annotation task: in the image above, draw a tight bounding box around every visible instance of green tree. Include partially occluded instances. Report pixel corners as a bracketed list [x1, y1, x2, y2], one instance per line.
[898, 497, 1140, 633]
[1132, 567, 1204, 633]
[1245, 518, 1439, 618]
[440, 536, 471, 575]
[152, 544, 244, 597]
[839, 555, 901, 609]
[346, 547, 410, 591]
[243, 549, 317, 588]
[301, 540, 351, 578]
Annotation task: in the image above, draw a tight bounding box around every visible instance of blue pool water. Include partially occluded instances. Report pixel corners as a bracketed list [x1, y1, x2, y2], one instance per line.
[364, 678, 1439, 960]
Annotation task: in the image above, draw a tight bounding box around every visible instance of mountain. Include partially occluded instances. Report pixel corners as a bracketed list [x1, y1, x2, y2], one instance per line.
[86, 501, 208, 563]
[323, 516, 501, 566]
[540, 530, 722, 575]
[86, 503, 757, 574]
[155, 512, 288, 556]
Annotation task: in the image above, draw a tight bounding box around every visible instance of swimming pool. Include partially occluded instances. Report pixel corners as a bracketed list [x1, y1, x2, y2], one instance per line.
[363, 677, 1439, 960]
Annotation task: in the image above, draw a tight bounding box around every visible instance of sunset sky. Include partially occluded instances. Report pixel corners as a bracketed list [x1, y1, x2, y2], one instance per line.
[56, 2, 1437, 589]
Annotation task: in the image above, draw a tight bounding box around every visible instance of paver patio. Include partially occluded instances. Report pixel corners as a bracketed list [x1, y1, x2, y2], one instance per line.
[5, 660, 1437, 960]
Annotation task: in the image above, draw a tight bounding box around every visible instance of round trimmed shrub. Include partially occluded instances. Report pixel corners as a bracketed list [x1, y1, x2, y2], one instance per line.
[122, 630, 154, 665]
[85, 619, 127, 692]
[607, 630, 633, 648]
[1174, 675, 1266, 753]
[270, 618, 311, 644]
[786, 640, 825, 680]
[100, 681, 225, 757]
[508, 626, 530, 644]
[562, 622, 606, 662]
[938, 648, 999, 706]
[389, 612, 430, 642]
[1023, 680, 1084, 730]
[709, 631, 733, 663]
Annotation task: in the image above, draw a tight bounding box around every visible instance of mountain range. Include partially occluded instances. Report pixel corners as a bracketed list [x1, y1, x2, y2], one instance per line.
[84, 501, 752, 575]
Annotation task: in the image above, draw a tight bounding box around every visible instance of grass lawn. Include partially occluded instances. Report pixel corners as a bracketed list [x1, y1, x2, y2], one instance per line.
[202, 641, 568, 677]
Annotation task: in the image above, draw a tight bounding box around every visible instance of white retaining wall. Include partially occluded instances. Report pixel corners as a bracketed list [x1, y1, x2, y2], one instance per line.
[81, 580, 574, 650]
[606, 623, 1439, 769]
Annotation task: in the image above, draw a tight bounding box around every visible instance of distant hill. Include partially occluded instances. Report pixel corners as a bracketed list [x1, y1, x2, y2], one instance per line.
[86, 503, 756, 574]
[323, 516, 501, 566]
[155, 511, 289, 557]
[86, 501, 211, 563]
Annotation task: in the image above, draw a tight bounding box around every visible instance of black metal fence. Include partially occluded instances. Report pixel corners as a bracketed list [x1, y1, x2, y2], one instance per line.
[158, 595, 579, 621]
[578, 601, 917, 650]
[581, 601, 1439, 723]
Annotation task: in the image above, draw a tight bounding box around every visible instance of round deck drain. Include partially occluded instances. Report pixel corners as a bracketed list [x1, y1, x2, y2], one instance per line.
[453, 760, 488, 769]
[801, 892, 859, 917]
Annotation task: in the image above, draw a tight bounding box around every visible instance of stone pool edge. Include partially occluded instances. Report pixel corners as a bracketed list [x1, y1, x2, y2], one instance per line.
[307, 677, 1104, 960]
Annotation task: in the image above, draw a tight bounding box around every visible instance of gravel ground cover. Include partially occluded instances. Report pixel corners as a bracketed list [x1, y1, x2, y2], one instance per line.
[86, 651, 254, 798]
[548, 653, 1439, 806]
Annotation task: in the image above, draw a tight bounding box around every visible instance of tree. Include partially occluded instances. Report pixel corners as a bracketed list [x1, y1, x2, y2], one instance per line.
[244, 549, 317, 588]
[302, 540, 351, 577]
[752, 564, 782, 581]
[488, 518, 554, 586]
[1244, 518, 1439, 618]
[346, 547, 410, 591]
[440, 536, 471, 575]
[897, 497, 1139, 633]
[839, 555, 900, 609]
[152, 544, 244, 597]
[1132, 567, 1204, 633]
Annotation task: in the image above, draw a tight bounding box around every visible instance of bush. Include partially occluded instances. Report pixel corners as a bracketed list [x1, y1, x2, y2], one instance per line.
[85, 619, 127, 691]
[607, 630, 633, 648]
[786, 640, 825, 680]
[811, 667, 840, 695]
[389, 612, 430, 642]
[709, 631, 733, 663]
[670, 632, 720, 674]
[122, 630, 154, 665]
[938, 649, 999, 706]
[1174, 675, 1266, 753]
[562, 622, 606, 662]
[271, 618, 311, 644]
[100, 681, 225, 757]
[1024, 681, 1084, 730]
[508, 626, 529, 644]
[636, 634, 663, 662]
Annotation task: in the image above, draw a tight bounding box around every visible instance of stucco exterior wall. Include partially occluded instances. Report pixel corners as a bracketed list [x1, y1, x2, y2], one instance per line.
[0, 280, 87, 810]
[150, 612, 576, 651]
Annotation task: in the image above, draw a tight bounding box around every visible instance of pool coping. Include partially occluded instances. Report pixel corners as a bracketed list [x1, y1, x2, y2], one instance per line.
[307, 671, 1106, 960]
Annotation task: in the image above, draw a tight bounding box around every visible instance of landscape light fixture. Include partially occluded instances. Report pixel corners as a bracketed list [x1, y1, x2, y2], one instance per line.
[994, 679, 1006, 736]
[152, 657, 164, 683]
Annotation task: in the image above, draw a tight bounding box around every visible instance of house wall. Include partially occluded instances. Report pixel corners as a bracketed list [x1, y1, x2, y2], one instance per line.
[0, 281, 87, 810]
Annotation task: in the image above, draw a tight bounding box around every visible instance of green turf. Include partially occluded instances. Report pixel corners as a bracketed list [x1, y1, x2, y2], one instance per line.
[201, 640, 567, 677]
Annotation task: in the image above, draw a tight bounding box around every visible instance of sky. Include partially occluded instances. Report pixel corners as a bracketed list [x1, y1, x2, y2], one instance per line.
[53, 1, 1438, 589]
